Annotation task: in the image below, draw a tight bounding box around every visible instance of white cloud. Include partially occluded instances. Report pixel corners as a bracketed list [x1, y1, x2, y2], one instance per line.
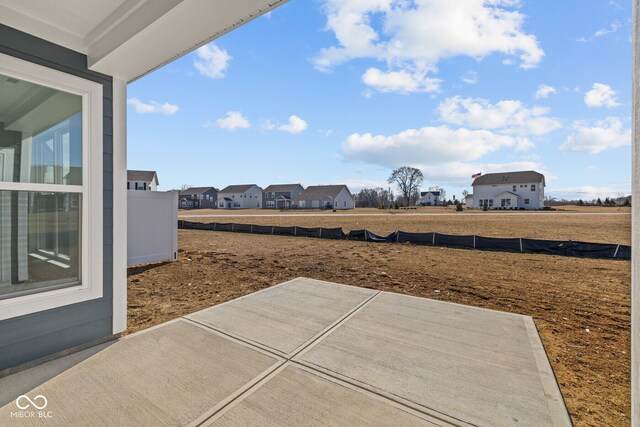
[559, 117, 630, 153]
[262, 115, 308, 134]
[535, 84, 556, 99]
[595, 21, 621, 37]
[342, 125, 532, 171]
[577, 21, 621, 42]
[460, 70, 479, 85]
[210, 111, 250, 131]
[127, 98, 179, 115]
[194, 43, 232, 78]
[260, 119, 276, 131]
[437, 96, 561, 136]
[584, 83, 620, 108]
[548, 185, 630, 200]
[278, 115, 308, 134]
[314, 0, 543, 93]
[362, 68, 441, 94]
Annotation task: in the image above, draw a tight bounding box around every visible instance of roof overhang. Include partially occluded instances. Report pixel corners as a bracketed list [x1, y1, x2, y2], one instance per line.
[0, 0, 287, 82]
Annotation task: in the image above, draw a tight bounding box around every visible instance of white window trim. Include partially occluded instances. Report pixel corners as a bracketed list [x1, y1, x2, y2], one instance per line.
[0, 53, 103, 321]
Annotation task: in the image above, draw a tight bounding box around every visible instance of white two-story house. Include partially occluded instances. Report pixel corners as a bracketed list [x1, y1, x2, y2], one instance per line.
[218, 184, 263, 209]
[417, 190, 441, 206]
[127, 170, 158, 191]
[472, 171, 545, 210]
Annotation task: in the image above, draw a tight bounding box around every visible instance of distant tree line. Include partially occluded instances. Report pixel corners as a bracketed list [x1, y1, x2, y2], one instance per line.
[549, 196, 631, 207]
[355, 187, 394, 208]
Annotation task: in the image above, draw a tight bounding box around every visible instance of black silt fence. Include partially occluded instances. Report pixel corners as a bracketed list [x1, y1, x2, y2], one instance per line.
[319, 228, 345, 239]
[434, 233, 474, 249]
[474, 236, 522, 252]
[365, 230, 398, 243]
[252, 225, 274, 234]
[178, 221, 630, 260]
[272, 226, 296, 236]
[346, 230, 367, 241]
[397, 231, 435, 246]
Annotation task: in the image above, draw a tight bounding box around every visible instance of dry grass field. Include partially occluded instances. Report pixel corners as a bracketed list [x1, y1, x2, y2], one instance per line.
[129, 209, 631, 426]
[180, 206, 631, 244]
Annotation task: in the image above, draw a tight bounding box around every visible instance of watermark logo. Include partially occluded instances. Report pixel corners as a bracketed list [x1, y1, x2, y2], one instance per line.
[16, 395, 47, 410]
[11, 394, 53, 419]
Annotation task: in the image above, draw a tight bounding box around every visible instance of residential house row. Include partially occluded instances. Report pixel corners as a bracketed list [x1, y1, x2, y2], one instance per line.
[127, 172, 355, 210]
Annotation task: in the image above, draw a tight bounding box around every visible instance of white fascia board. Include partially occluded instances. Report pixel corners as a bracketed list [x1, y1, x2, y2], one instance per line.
[0, 4, 86, 53]
[88, 0, 287, 82]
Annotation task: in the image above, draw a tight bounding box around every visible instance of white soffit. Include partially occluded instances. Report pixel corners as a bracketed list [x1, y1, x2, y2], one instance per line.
[0, 0, 287, 82]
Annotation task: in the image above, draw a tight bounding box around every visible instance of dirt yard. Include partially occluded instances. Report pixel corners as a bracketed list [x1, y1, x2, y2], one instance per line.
[128, 212, 631, 426]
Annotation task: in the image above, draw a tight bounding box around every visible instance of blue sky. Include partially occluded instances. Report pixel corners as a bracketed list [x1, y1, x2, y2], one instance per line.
[127, 0, 631, 201]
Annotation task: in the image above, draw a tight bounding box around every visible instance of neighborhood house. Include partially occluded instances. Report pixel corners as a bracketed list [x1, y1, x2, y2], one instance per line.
[218, 184, 263, 209]
[417, 190, 442, 206]
[298, 185, 355, 210]
[472, 171, 545, 210]
[127, 170, 158, 191]
[262, 183, 304, 209]
[179, 187, 218, 209]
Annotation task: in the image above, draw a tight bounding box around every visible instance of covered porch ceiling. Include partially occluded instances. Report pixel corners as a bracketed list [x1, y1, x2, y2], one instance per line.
[0, 0, 287, 82]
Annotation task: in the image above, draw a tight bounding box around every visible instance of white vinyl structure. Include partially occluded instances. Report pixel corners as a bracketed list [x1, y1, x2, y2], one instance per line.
[127, 191, 178, 266]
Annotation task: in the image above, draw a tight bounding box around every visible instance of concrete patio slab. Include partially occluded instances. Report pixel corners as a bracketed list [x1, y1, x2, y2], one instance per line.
[206, 363, 445, 426]
[187, 278, 376, 356]
[0, 319, 282, 426]
[295, 290, 570, 426]
[0, 278, 570, 426]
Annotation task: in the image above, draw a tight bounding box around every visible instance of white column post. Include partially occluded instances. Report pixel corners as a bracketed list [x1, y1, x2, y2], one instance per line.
[112, 77, 128, 334]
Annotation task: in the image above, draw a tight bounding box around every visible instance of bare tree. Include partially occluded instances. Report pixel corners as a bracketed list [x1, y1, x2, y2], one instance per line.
[388, 167, 424, 206]
[356, 188, 379, 207]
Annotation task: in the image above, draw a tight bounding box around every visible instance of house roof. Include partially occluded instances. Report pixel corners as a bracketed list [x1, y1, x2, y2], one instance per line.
[179, 187, 218, 197]
[263, 184, 303, 193]
[472, 171, 545, 187]
[127, 170, 158, 184]
[300, 185, 350, 200]
[219, 184, 260, 194]
[420, 191, 441, 197]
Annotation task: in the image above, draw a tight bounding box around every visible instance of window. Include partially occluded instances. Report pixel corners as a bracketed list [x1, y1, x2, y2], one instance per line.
[0, 54, 103, 320]
[513, 185, 517, 192]
[531, 184, 536, 191]
[266, 201, 275, 208]
[525, 199, 530, 204]
[489, 199, 493, 207]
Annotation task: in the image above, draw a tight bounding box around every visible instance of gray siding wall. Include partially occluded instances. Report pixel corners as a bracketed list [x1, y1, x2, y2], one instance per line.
[179, 189, 217, 209]
[262, 187, 303, 209]
[0, 24, 114, 371]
